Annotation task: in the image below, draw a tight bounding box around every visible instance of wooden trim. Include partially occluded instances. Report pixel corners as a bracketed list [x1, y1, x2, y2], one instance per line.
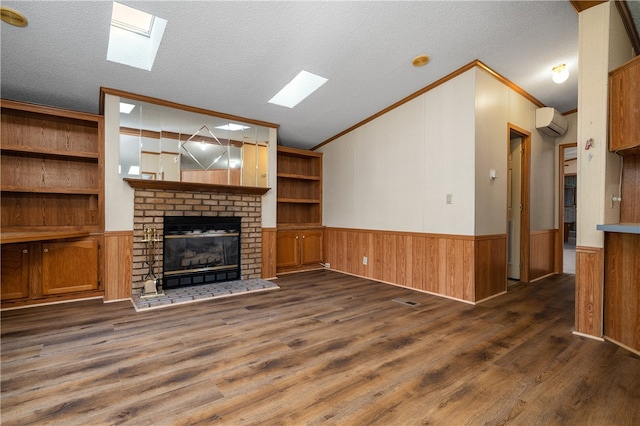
[101, 87, 279, 129]
[313, 60, 545, 150]
[614, 0, 640, 55]
[1, 99, 102, 123]
[120, 127, 161, 139]
[562, 108, 578, 116]
[322, 226, 503, 241]
[123, 178, 270, 195]
[0, 231, 91, 244]
[508, 123, 531, 283]
[277, 145, 323, 158]
[575, 245, 604, 338]
[570, 0, 607, 13]
[261, 228, 277, 279]
[103, 231, 133, 301]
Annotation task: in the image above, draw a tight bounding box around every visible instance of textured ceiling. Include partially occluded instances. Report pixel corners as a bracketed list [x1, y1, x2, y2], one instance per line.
[0, 1, 613, 150]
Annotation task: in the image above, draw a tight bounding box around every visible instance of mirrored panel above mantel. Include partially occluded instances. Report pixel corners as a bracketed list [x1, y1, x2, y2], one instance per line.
[108, 89, 275, 188]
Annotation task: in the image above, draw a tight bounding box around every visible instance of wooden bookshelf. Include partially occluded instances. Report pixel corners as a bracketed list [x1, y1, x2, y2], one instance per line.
[276, 146, 324, 273]
[0, 99, 104, 306]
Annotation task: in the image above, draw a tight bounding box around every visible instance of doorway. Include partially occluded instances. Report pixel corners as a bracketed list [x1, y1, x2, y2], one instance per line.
[507, 124, 530, 282]
[559, 143, 577, 274]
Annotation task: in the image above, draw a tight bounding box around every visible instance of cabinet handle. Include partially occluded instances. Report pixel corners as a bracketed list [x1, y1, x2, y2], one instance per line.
[302, 235, 305, 239]
[22, 249, 28, 254]
[43, 248, 49, 253]
[296, 236, 299, 239]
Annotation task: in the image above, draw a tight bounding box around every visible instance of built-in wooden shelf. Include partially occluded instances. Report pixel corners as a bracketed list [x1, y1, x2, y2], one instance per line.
[1, 145, 100, 160]
[277, 173, 321, 181]
[0, 231, 91, 244]
[277, 198, 321, 204]
[124, 178, 271, 195]
[1, 186, 101, 195]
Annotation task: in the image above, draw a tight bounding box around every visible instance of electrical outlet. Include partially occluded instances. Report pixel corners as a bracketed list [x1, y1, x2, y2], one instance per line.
[362, 256, 368, 265]
[446, 193, 453, 204]
[325, 262, 331, 269]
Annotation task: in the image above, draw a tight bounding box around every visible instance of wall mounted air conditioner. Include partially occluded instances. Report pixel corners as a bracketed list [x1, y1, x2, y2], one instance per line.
[535, 107, 567, 137]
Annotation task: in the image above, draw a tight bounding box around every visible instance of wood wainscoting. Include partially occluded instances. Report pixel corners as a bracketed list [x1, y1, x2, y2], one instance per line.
[323, 228, 507, 303]
[103, 231, 133, 301]
[530, 229, 559, 281]
[575, 245, 604, 338]
[261, 227, 277, 279]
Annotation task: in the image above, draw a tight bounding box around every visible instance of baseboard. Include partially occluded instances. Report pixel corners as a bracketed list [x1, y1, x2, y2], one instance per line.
[1, 296, 104, 311]
[572, 330, 605, 341]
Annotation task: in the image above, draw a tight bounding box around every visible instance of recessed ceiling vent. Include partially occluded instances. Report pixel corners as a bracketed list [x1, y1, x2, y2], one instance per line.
[535, 107, 568, 137]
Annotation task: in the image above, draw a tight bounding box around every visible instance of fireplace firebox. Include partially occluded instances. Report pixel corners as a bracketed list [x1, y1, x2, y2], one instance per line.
[162, 216, 241, 289]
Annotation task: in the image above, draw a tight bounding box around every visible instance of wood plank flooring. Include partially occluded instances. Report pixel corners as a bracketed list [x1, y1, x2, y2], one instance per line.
[2, 270, 639, 425]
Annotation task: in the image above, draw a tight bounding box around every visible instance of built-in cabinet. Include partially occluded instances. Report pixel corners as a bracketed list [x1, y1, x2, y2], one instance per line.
[602, 231, 639, 354]
[609, 55, 640, 153]
[0, 99, 104, 306]
[276, 146, 323, 273]
[276, 229, 323, 271]
[1, 237, 100, 301]
[600, 55, 640, 354]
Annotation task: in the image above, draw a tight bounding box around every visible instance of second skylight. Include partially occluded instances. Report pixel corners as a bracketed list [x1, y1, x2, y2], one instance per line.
[268, 70, 328, 108]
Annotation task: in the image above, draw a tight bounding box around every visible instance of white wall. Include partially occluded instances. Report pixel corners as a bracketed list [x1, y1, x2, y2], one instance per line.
[320, 68, 476, 235]
[577, 2, 632, 247]
[474, 68, 509, 235]
[320, 66, 556, 236]
[104, 93, 135, 232]
[262, 127, 278, 228]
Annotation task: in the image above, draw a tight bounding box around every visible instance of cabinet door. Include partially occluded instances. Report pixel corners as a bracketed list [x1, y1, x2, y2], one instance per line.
[1, 243, 30, 300]
[610, 57, 640, 151]
[300, 230, 323, 266]
[276, 231, 299, 268]
[42, 238, 99, 295]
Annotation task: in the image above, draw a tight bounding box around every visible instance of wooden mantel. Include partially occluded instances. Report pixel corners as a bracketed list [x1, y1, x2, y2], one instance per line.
[124, 178, 271, 195]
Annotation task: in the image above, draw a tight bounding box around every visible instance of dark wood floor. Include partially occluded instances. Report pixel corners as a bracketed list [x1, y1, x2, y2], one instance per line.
[2, 270, 639, 425]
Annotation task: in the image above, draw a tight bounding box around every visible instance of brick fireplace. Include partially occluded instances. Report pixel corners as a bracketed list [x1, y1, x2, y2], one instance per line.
[131, 186, 262, 296]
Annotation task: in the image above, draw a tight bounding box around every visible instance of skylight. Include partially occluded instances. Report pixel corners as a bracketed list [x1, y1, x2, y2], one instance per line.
[119, 102, 135, 114]
[111, 2, 154, 37]
[216, 124, 250, 131]
[268, 70, 328, 108]
[107, 2, 167, 71]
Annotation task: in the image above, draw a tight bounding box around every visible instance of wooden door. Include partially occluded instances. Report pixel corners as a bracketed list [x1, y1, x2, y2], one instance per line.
[1, 243, 30, 300]
[300, 230, 323, 266]
[508, 137, 522, 280]
[42, 238, 99, 295]
[276, 231, 299, 268]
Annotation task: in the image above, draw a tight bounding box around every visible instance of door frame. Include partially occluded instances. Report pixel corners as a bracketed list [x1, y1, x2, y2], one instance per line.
[557, 142, 578, 273]
[507, 123, 531, 283]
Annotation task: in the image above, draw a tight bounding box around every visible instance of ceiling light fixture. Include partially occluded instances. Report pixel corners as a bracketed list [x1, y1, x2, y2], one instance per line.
[269, 70, 328, 108]
[216, 124, 249, 131]
[1, 7, 28, 27]
[412, 55, 430, 67]
[552, 64, 569, 84]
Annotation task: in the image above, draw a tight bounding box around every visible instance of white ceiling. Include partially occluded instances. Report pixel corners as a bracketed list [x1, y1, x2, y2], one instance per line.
[0, 1, 631, 150]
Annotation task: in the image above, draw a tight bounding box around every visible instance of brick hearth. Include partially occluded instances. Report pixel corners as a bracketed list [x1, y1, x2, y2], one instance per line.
[131, 188, 262, 296]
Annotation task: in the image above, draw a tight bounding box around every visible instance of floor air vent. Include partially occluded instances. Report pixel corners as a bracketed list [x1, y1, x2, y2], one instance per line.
[393, 298, 420, 307]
